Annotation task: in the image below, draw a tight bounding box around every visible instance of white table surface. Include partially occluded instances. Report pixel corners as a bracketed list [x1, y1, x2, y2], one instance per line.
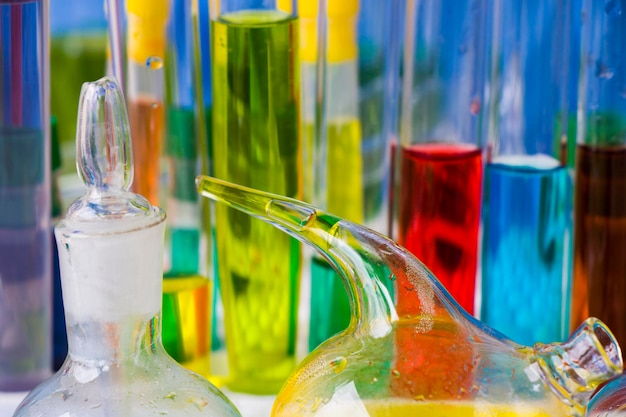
[0, 390, 274, 417]
[0, 393, 26, 417]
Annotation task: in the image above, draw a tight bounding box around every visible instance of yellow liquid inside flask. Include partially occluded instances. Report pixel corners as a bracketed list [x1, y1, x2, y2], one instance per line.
[197, 176, 623, 417]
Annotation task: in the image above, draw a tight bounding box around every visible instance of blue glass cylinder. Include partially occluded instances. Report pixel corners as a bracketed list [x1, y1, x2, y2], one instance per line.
[480, 0, 577, 345]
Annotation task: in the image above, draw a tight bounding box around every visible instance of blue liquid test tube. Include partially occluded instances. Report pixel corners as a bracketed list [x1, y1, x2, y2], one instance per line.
[480, 0, 577, 345]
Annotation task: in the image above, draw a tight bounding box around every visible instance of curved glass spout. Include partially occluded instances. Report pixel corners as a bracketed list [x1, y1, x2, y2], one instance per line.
[197, 175, 407, 338]
[197, 175, 623, 417]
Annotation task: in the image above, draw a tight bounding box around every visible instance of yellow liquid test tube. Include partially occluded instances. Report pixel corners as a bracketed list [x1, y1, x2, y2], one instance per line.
[210, 2, 302, 394]
[288, 0, 365, 351]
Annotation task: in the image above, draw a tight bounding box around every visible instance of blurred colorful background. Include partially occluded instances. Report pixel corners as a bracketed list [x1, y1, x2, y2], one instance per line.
[3, 0, 626, 414]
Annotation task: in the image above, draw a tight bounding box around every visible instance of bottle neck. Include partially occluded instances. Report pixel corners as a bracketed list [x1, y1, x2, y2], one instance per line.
[532, 318, 622, 415]
[56, 217, 166, 365]
[66, 313, 161, 365]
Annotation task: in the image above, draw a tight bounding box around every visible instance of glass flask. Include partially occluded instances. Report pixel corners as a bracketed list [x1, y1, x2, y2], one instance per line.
[197, 175, 624, 417]
[13, 77, 241, 417]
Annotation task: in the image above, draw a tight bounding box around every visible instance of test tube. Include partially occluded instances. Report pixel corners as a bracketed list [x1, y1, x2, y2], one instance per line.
[300, 0, 401, 352]
[125, 0, 168, 205]
[162, 0, 212, 378]
[398, 0, 487, 315]
[0, 0, 52, 391]
[209, 0, 301, 394]
[194, 0, 227, 372]
[480, 0, 575, 345]
[572, 0, 626, 347]
[296, 0, 360, 351]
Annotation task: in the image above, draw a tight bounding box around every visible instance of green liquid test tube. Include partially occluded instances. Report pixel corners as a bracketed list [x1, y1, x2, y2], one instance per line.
[211, 4, 302, 394]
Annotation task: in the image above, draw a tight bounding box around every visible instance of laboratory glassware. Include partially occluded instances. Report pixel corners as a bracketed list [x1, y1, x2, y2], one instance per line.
[571, 0, 626, 348]
[209, 0, 302, 394]
[481, 0, 575, 345]
[14, 77, 241, 417]
[162, 0, 213, 379]
[293, 0, 401, 352]
[197, 175, 623, 417]
[586, 374, 626, 417]
[125, 0, 168, 205]
[397, 0, 487, 316]
[297, 0, 363, 352]
[0, 0, 52, 392]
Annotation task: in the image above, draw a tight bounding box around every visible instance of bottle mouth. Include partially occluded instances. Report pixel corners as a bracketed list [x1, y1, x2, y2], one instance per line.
[589, 318, 623, 376]
[538, 317, 624, 414]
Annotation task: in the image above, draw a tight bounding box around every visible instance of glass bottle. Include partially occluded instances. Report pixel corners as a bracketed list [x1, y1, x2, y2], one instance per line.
[13, 77, 241, 417]
[197, 175, 623, 417]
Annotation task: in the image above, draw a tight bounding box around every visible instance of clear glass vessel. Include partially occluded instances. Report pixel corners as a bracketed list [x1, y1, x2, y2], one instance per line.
[13, 77, 241, 417]
[125, 0, 167, 205]
[197, 175, 623, 417]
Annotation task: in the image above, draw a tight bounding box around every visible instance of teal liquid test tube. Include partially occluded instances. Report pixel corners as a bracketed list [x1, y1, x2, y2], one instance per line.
[194, 0, 228, 377]
[209, 0, 302, 394]
[162, 0, 214, 379]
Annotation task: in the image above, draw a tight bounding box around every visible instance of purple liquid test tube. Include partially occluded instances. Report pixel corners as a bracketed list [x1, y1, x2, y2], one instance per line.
[0, 0, 52, 391]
